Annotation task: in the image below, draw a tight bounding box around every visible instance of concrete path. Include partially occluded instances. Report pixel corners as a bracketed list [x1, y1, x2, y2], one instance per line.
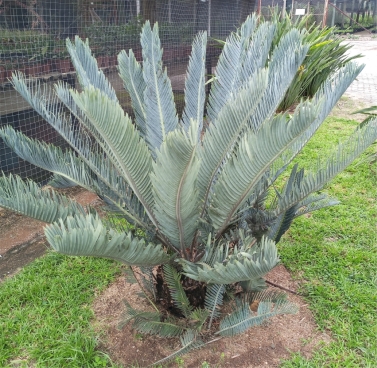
[343, 34, 377, 106]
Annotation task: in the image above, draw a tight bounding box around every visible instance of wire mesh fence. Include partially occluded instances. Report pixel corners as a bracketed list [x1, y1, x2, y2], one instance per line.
[0, 0, 375, 184]
[0, 0, 377, 182]
[0, 0, 377, 273]
[0, 0, 257, 183]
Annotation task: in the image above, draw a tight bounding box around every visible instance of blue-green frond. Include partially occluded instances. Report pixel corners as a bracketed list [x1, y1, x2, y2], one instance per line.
[45, 213, 170, 266]
[179, 236, 279, 284]
[66, 36, 118, 102]
[140, 21, 178, 151]
[0, 174, 85, 223]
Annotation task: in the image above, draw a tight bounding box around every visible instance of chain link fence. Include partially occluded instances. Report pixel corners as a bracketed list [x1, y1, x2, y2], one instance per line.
[1, 0, 375, 184]
[1, 1, 376, 274]
[0, 0, 257, 182]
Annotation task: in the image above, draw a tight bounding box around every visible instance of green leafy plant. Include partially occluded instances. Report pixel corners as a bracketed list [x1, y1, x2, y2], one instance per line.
[214, 9, 361, 112]
[353, 105, 377, 170]
[1, 14, 377, 365]
[52, 40, 71, 60]
[269, 11, 361, 111]
[83, 16, 194, 59]
[0, 29, 53, 61]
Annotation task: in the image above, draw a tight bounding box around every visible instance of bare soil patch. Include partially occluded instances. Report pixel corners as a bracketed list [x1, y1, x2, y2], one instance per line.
[0, 235, 47, 279]
[93, 265, 331, 367]
[0, 186, 100, 280]
[1, 187, 331, 366]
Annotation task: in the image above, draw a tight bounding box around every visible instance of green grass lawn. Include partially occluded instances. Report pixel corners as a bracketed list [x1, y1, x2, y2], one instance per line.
[0, 254, 122, 367]
[280, 116, 377, 367]
[0, 114, 375, 367]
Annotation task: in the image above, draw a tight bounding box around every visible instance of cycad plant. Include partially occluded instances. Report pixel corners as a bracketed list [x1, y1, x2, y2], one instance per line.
[1, 14, 377, 365]
[264, 9, 360, 111]
[353, 105, 377, 171]
[214, 12, 359, 113]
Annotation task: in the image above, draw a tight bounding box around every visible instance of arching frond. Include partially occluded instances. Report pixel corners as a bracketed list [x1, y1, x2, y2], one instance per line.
[45, 213, 170, 266]
[0, 174, 85, 223]
[181, 31, 207, 141]
[152, 123, 200, 250]
[120, 301, 185, 337]
[10, 73, 155, 234]
[209, 100, 320, 235]
[152, 329, 204, 367]
[179, 236, 279, 284]
[206, 33, 241, 124]
[276, 117, 377, 215]
[53, 81, 103, 144]
[207, 14, 258, 124]
[10, 74, 100, 168]
[164, 265, 193, 318]
[198, 68, 269, 215]
[0, 126, 93, 191]
[204, 284, 225, 328]
[118, 49, 147, 138]
[248, 28, 309, 133]
[140, 21, 178, 151]
[274, 62, 365, 181]
[199, 30, 308, 221]
[70, 87, 156, 226]
[217, 296, 297, 337]
[52, 82, 153, 229]
[66, 36, 118, 102]
[11, 73, 74, 143]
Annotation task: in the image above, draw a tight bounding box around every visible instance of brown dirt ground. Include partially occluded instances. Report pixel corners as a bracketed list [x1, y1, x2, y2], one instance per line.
[2, 31, 375, 366]
[1, 186, 332, 367]
[0, 187, 100, 280]
[93, 265, 331, 368]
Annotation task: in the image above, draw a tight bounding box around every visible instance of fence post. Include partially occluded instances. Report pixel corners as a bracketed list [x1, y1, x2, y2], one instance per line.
[341, 2, 346, 28]
[282, 0, 287, 18]
[323, 0, 329, 27]
[292, 0, 295, 18]
[350, 0, 355, 25]
[208, 0, 211, 37]
[331, 0, 337, 26]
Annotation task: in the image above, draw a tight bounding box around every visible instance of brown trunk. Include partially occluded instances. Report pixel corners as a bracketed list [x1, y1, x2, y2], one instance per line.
[11, 0, 49, 30]
[142, 0, 156, 23]
[155, 266, 207, 317]
[350, 0, 355, 25]
[356, 0, 362, 22]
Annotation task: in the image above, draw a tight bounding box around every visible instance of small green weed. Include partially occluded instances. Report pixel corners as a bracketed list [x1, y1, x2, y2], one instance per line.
[134, 333, 144, 341]
[175, 356, 185, 367]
